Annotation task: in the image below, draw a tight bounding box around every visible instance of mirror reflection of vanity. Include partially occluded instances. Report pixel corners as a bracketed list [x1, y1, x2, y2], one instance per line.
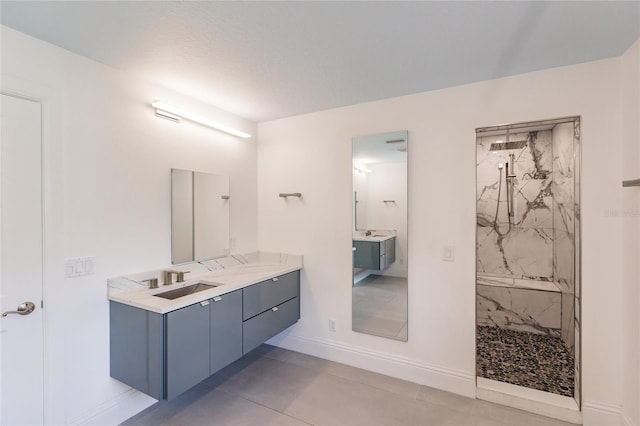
[171, 169, 230, 264]
[352, 131, 408, 341]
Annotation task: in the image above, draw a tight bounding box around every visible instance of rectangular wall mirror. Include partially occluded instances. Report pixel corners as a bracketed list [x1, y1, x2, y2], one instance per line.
[171, 168, 230, 264]
[352, 130, 408, 341]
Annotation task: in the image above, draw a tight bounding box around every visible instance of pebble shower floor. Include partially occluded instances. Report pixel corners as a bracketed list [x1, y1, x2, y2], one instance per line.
[476, 325, 575, 397]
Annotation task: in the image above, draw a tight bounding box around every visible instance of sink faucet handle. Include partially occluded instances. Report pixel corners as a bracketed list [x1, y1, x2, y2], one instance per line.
[141, 278, 159, 289]
[175, 271, 189, 283]
[163, 270, 189, 285]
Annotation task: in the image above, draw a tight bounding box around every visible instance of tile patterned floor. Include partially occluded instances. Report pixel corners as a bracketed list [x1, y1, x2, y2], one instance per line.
[123, 344, 575, 426]
[476, 326, 575, 397]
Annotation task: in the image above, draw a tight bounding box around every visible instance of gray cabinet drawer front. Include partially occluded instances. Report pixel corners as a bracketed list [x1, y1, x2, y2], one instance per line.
[210, 290, 243, 374]
[243, 270, 299, 320]
[165, 302, 210, 400]
[353, 240, 380, 270]
[243, 297, 300, 354]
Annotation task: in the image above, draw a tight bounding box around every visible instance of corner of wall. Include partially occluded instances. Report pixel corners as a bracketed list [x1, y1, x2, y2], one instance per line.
[72, 389, 156, 426]
[583, 401, 627, 426]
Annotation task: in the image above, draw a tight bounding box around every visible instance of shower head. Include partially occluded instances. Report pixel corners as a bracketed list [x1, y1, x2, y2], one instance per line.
[489, 140, 527, 151]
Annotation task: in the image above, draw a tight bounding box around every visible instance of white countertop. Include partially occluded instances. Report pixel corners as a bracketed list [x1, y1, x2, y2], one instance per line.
[353, 235, 396, 242]
[108, 252, 302, 314]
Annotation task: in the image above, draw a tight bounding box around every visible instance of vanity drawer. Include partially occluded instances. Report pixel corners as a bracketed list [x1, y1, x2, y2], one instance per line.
[242, 297, 300, 354]
[243, 270, 299, 320]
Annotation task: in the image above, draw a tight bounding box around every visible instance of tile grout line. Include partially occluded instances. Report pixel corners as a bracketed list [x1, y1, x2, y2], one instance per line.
[257, 351, 427, 404]
[215, 386, 314, 425]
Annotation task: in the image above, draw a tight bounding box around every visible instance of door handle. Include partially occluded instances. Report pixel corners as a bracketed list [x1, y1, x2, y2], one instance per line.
[2, 301, 36, 317]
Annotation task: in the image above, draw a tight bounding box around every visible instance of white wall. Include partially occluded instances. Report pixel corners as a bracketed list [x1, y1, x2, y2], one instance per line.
[620, 39, 640, 426]
[259, 52, 635, 423]
[1, 26, 258, 424]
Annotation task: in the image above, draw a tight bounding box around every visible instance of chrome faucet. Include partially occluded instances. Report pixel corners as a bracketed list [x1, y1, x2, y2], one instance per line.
[163, 270, 187, 285]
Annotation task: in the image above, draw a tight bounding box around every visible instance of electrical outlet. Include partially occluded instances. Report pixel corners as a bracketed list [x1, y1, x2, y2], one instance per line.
[442, 246, 455, 262]
[329, 319, 336, 332]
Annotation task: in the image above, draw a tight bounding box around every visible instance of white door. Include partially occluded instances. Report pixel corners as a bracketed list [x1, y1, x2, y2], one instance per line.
[0, 93, 44, 425]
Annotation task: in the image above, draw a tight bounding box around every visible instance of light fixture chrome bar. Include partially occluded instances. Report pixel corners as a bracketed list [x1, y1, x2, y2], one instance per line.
[152, 101, 251, 139]
[155, 109, 181, 123]
[622, 179, 640, 187]
[279, 193, 302, 198]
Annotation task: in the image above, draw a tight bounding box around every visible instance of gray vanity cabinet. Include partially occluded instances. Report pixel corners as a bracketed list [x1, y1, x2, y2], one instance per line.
[242, 270, 300, 354]
[110, 301, 164, 400]
[210, 290, 243, 374]
[383, 238, 396, 268]
[110, 272, 300, 400]
[165, 301, 211, 400]
[353, 237, 396, 270]
[110, 288, 243, 400]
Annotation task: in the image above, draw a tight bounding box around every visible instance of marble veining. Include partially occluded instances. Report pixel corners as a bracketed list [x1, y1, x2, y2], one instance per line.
[477, 274, 559, 292]
[477, 131, 556, 279]
[477, 284, 561, 335]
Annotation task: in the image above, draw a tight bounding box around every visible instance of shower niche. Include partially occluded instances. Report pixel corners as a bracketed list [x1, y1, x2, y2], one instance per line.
[475, 117, 581, 411]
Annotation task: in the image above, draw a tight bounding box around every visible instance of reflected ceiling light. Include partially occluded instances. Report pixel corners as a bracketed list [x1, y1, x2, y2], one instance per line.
[152, 101, 251, 139]
[353, 166, 372, 174]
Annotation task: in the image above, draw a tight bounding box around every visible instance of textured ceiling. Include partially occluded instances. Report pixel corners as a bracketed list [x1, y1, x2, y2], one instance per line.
[2, 1, 639, 122]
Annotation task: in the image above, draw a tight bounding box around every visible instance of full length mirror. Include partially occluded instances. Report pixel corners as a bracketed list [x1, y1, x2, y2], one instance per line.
[171, 169, 230, 264]
[352, 130, 408, 341]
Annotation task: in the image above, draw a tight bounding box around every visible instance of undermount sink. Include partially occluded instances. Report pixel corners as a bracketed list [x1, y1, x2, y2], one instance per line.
[153, 282, 219, 300]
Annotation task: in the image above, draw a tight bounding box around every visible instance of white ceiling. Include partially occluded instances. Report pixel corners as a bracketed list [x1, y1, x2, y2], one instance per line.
[2, 1, 639, 122]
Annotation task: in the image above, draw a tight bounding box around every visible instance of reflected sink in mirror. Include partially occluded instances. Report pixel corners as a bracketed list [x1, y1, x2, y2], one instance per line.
[153, 282, 220, 300]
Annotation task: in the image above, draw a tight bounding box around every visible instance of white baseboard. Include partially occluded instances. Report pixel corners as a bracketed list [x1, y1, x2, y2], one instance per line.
[477, 377, 582, 424]
[620, 409, 637, 426]
[267, 332, 476, 398]
[583, 400, 625, 426]
[621, 410, 635, 426]
[72, 388, 156, 426]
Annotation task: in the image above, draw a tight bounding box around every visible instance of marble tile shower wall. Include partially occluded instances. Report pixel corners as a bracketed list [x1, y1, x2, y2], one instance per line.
[552, 122, 577, 352]
[477, 131, 554, 279]
[476, 127, 578, 341]
[572, 119, 581, 403]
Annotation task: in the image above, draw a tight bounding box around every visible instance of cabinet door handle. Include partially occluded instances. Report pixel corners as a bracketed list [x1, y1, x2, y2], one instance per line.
[213, 296, 222, 302]
[200, 300, 210, 307]
[271, 277, 279, 282]
[272, 306, 279, 312]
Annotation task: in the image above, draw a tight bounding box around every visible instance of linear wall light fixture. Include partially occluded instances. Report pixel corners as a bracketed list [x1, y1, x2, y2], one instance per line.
[152, 101, 251, 139]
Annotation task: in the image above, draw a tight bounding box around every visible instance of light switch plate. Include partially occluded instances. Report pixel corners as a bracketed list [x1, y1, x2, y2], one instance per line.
[65, 257, 95, 278]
